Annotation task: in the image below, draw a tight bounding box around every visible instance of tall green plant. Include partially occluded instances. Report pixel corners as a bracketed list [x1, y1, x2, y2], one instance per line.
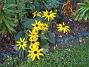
[0, 1, 17, 34]
[75, 0, 89, 21]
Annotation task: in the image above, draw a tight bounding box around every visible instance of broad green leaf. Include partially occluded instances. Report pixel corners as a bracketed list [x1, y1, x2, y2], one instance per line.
[40, 33, 47, 39]
[15, 31, 25, 41]
[40, 39, 48, 46]
[23, 18, 35, 29]
[45, 31, 55, 44]
[42, 48, 49, 55]
[41, 43, 50, 48]
[41, 43, 50, 54]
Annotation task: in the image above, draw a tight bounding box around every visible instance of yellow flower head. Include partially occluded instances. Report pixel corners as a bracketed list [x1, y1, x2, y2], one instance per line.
[28, 46, 44, 61]
[41, 23, 48, 31]
[28, 30, 39, 38]
[32, 20, 42, 31]
[29, 37, 38, 42]
[56, 22, 70, 34]
[32, 11, 41, 18]
[29, 37, 40, 48]
[16, 38, 27, 50]
[42, 10, 56, 21]
[30, 41, 40, 48]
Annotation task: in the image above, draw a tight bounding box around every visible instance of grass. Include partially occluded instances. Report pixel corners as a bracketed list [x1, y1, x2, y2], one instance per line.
[17, 36, 89, 67]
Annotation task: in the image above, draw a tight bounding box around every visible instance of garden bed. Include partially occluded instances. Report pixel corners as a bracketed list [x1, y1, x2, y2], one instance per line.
[0, 0, 89, 67]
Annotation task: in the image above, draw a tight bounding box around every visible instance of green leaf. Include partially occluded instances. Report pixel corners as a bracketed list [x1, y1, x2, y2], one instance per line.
[41, 43, 50, 54]
[4, 19, 15, 32]
[84, 12, 89, 21]
[23, 18, 35, 29]
[40, 34, 47, 39]
[45, 31, 55, 44]
[75, 1, 89, 21]
[18, 49, 25, 60]
[27, 57, 32, 63]
[0, 12, 4, 24]
[41, 43, 50, 48]
[15, 31, 25, 41]
[40, 39, 48, 46]
[6, 4, 17, 8]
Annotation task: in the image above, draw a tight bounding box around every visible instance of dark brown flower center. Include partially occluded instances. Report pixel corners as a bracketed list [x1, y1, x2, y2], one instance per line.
[33, 34, 34, 36]
[62, 25, 65, 27]
[35, 12, 37, 14]
[32, 41, 35, 44]
[21, 42, 23, 45]
[47, 12, 50, 15]
[36, 24, 38, 27]
[34, 51, 37, 54]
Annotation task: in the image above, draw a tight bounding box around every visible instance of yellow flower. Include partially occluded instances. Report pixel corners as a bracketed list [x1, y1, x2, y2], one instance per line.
[41, 23, 48, 31]
[29, 41, 40, 48]
[32, 11, 41, 18]
[56, 22, 70, 34]
[28, 30, 39, 38]
[32, 20, 42, 31]
[29, 37, 38, 42]
[16, 38, 27, 50]
[28, 46, 44, 61]
[29, 37, 40, 48]
[42, 10, 56, 21]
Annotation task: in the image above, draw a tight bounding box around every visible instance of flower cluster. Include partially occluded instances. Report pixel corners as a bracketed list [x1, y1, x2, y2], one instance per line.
[32, 10, 56, 21]
[16, 10, 65, 61]
[28, 20, 49, 61]
[16, 20, 48, 61]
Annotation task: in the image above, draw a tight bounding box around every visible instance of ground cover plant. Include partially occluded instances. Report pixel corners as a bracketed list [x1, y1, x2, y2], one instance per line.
[0, 0, 89, 67]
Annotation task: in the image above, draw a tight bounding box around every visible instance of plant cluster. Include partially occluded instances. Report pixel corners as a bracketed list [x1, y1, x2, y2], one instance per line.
[1, 0, 88, 66]
[75, 0, 89, 21]
[0, 0, 72, 63]
[15, 10, 57, 61]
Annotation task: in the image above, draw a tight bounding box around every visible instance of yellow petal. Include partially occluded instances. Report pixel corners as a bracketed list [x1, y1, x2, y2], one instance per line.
[62, 22, 65, 25]
[37, 55, 40, 60]
[28, 54, 32, 57]
[16, 41, 20, 43]
[22, 46, 25, 50]
[39, 48, 44, 52]
[32, 55, 36, 61]
[38, 53, 44, 56]
[23, 38, 25, 41]
[20, 38, 23, 42]
[19, 46, 21, 50]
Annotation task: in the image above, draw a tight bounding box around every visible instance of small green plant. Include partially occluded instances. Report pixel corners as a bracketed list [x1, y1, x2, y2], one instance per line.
[75, 0, 89, 21]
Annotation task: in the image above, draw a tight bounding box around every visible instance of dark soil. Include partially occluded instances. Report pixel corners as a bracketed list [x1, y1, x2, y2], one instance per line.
[0, 34, 15, 54]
